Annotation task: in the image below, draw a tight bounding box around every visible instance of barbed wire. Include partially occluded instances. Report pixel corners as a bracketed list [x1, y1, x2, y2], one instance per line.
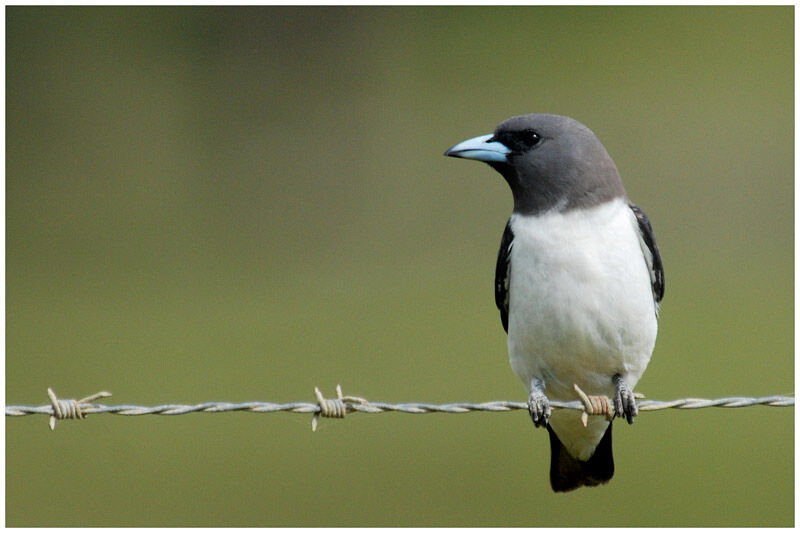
[5, 386, 794, 431]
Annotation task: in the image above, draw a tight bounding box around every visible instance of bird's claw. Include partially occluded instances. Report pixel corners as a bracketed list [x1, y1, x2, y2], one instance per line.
[613, 374, 638, 424]
[528, 390, 551, 427]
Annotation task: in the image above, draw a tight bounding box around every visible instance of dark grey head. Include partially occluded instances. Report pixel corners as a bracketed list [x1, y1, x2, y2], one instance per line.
[445, 114, 626, 214]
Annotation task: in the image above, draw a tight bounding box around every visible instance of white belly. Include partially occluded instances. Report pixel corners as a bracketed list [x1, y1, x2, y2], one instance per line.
[507, 199, 658, 460]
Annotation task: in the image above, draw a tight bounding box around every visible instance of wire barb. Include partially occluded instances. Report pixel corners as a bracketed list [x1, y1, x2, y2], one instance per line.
[46, 388, 113, 430]
[573, 384, 615, 426]
[312, 385, 371, 431]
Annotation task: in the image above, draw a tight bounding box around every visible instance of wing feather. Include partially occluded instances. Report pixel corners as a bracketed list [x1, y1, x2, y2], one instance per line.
[495, 220, 514, 332]
[629, 204, 664, 305]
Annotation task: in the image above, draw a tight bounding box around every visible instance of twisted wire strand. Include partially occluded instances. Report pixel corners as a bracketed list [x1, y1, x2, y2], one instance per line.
[5, 387, 794, 430]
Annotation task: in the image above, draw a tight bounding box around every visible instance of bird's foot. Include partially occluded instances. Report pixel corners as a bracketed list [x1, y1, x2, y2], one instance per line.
[613, 374, 638, 424]
[528, 388, 551, 428]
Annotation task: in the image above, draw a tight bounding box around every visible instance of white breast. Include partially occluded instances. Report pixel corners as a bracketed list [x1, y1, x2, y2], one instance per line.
[507, 198, 658, 459]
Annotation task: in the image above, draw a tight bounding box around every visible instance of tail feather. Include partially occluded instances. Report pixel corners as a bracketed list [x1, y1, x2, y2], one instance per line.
[547, 422, 614, 492]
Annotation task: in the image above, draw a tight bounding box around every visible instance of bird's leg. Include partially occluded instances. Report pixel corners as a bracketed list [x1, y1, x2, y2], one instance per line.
[612, 373, 638, 424]
[527, 379, 551, 428]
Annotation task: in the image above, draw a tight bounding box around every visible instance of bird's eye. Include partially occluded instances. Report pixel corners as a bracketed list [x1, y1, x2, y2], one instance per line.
[520, 129, 541, 148]
[492, 129, 541, 153]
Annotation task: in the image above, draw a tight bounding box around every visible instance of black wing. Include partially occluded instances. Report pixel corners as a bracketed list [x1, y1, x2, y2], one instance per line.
[495, 220, 514, 333]
[629, 204, 664, 304]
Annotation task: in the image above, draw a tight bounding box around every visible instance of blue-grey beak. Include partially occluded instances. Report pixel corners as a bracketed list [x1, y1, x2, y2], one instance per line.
[444, 134, 510, 163]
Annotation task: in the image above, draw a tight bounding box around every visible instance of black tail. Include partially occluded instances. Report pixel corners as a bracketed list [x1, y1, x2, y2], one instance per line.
[547, 422, 614, 492]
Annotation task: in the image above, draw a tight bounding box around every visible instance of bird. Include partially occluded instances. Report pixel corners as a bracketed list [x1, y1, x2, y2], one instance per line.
[444, 114, 664, 492]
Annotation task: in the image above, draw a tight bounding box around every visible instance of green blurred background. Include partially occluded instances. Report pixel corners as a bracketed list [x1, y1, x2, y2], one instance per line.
[6, 6, 793, 526]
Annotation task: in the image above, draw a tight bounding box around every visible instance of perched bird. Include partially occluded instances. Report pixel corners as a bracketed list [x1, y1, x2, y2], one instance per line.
[445, 114, 664, 492]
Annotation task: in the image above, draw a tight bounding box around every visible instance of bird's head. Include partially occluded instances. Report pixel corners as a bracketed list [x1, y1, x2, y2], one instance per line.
[445, 114, 626, 214]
